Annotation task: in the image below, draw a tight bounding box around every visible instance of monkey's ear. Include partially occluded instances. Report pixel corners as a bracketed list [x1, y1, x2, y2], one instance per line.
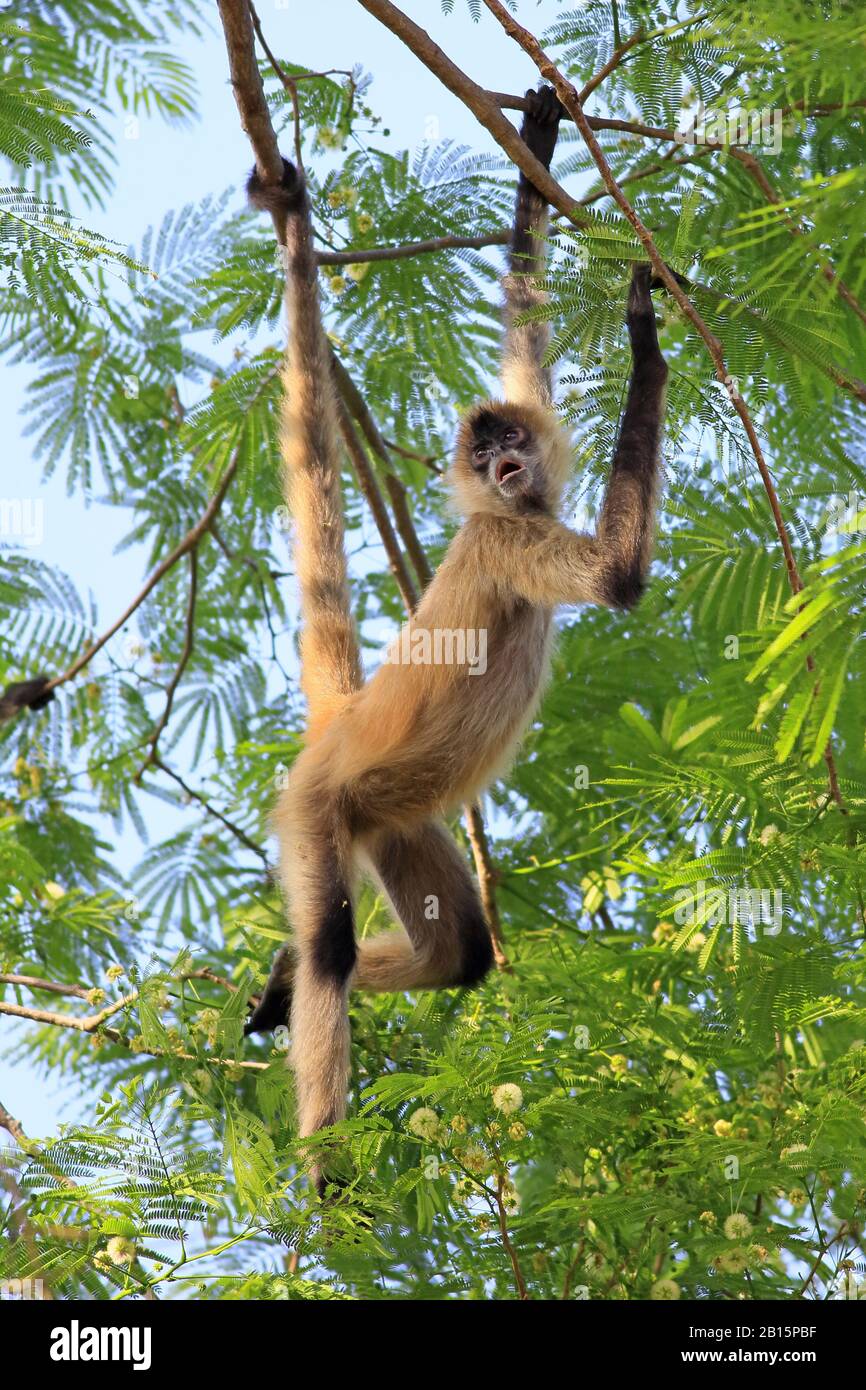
[0, 676, 55, 724]
[246, 157, 306, 218]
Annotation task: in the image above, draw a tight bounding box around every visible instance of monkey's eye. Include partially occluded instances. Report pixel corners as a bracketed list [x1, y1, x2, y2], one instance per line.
[503, 428, 519, 444]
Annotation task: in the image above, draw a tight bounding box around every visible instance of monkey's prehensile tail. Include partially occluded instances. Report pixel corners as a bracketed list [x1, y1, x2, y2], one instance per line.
[248, 159, 362, 742]
[500, 87, 562, 411]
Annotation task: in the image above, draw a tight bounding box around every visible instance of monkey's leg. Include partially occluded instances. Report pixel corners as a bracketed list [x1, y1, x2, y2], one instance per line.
[280, 812, 357, 1198]
[354, 822, 494, 992]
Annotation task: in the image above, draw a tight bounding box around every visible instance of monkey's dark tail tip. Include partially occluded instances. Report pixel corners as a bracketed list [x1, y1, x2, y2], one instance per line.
[246, 156, 306, 218]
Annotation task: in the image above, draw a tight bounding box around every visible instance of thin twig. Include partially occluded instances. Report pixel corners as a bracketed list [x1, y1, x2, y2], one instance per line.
[494, 1169, 530, 1299]
[318, 232, 511, 264]
[313, 148, 712, 266]
[561, 1238, 586, 1299]
[577, 28, 645, 104]
[151, 757, 271, 865]
[135, 549, 198, 783]
[0, 973, 90, 1000]
[383, 438, 441, 471]
[0, 990, 140, 1032]
[43, 424, 256, 695]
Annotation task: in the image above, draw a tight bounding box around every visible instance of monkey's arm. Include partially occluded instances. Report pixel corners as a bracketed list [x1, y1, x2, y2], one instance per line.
[0, 676, 54, 724]
[500, 87, 562, 410]
[511, 264, 668, 610]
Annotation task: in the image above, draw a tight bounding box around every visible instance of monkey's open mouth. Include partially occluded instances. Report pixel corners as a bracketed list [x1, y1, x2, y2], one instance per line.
[496, 458, 525, 485]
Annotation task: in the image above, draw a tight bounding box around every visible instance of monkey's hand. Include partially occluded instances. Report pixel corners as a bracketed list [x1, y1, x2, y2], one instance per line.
[246, 156, 306, 220]
[0, 676, 54, 724]
[244, 941, 295, 1037]
[626, 264, 668, 374]
[519, 85, 564, 173]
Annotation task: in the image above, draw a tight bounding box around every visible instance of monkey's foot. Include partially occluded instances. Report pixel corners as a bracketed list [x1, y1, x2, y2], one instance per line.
[649, 263, 691, 292]
[243, 942, 295, 1036]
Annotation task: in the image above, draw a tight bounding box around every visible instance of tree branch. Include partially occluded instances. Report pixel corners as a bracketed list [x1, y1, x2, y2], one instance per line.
[0, 990, 140, 1032]
[0, 1098, 33, 1152]
[312, 148, 712, 267]
[248, 0, 304, 171]
[318, 231, 510, 264]
[333, 356, 432, 587]
[0, 973, 91, 1001]
[335, 392, 420, 612]
[493, 1166, 529, 1299]
[356, 0, 588, 229]
[492, 91, 866, 132]
[0, 997, 267, 1071]
[577, 27, 645, 104]
[384, 473, 433, 589]
[216, 0, 284, 193]
[464, 804, 508, 970]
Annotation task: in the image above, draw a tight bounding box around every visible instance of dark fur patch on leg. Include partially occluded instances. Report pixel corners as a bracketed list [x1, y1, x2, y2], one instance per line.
[311, 880, 357, 985]
[456, 907, 495, 987]
[605, 566, 647, 611]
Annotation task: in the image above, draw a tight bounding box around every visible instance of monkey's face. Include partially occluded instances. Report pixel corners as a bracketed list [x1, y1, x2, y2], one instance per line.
[450, 401, 569, 517]
[470, 414, 540, 502]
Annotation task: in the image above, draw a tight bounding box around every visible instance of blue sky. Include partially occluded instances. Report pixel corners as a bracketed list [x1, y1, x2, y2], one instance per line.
[2, 2, 574, 1140]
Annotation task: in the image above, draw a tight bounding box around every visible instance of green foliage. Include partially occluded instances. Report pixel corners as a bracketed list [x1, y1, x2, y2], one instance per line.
[2, 0, 866, 1302]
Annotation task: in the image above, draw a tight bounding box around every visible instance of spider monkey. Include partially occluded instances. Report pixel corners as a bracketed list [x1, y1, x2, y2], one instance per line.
[245, 87, 669, 1196]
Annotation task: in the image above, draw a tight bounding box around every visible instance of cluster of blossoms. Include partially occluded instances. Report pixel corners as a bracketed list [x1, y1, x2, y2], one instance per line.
[94, 1236, 136, 1271]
